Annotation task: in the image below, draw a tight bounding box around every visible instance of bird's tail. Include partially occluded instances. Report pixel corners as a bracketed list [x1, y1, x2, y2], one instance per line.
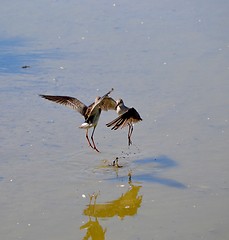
[79, 122, 93, 129]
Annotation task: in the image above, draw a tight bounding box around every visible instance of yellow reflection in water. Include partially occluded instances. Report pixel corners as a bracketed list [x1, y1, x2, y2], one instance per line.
[80, 216, 106, 240]
[80, 183, 142, 239]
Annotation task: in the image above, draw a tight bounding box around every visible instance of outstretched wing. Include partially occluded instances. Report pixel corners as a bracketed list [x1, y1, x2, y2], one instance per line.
[97, 88, 115, 111]
[106, 107, 142, 130]
[39, 94, 88, 117]
[99, 97, 116, 111]
[87, 89, 115, 118]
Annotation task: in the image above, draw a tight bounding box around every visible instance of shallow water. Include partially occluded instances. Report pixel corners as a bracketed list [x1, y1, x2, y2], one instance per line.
[1, 0, 229, 239]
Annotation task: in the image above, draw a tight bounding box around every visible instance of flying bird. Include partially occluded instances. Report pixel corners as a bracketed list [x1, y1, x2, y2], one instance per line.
[40, 88, 116, 152]
[106, 99, 142, 146]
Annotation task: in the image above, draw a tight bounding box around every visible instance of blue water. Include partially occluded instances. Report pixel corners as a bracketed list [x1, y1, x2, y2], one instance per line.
[1, 1, 229, 239]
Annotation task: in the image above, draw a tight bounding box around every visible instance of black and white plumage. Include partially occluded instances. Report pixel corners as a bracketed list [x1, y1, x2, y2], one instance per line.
[106, 99, 142, 146]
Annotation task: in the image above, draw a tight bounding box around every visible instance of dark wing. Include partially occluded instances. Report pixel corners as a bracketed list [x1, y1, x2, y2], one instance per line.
[39, 94, 88, 117]
[106, 107, 142, 130]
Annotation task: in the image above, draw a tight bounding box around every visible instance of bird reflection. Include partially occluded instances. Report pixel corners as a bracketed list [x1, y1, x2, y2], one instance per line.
[80, 184, 142, 239]
[84, 185, 142, 219]
[80, 218, 106, 240]
[80, 194, 106, 240]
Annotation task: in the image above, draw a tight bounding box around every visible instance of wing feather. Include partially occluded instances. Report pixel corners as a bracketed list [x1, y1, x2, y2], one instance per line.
[106, 107, 142, 130]
[99, 97, 116, 111]
[39, 95, 88, 116]
[86, 90, 116, 118]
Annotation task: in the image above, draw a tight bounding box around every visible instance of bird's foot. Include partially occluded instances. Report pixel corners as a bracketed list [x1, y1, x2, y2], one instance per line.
[93, 146, 100, 153]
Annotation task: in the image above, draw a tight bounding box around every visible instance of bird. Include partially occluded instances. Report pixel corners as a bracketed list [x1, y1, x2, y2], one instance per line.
[106, 98, 142, 146]
[40, 88, 116, 152]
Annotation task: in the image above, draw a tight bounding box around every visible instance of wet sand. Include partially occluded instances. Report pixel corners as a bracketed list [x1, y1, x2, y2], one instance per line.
[1, 0, 229, 239]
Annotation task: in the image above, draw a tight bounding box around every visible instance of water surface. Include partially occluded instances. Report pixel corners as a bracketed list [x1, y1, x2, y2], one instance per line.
[1, 1, 229, 239]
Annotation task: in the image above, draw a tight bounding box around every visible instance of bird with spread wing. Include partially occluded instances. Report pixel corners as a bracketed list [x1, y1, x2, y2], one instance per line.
[106, 98, 142, 146]
[40, 88, 115, 152]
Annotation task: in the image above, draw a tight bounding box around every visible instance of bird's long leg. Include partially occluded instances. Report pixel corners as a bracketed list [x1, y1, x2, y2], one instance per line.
[85, 129, 94, 149]
[130, 124, 134, 137]
[128, 124, 133, 146]
[127, 124, 132, 146]
[91, 126, 100, 152]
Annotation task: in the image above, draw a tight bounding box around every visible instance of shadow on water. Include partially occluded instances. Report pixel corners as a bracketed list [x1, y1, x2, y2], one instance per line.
[80, 182, 142, 240]
[134, 155, 177, 168]
[132, 155, 186, 189]
[105, 155, 186, 189]
[132, 173, 186, 189]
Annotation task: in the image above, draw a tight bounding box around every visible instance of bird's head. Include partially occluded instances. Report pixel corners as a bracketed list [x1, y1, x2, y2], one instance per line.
[115, 98, 124, 109]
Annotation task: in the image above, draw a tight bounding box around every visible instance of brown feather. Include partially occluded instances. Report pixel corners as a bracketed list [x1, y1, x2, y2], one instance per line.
[39, 95, 88, 117]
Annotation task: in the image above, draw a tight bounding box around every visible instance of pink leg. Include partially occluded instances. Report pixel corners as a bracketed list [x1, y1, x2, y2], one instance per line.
[85, 129, 94, 149]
